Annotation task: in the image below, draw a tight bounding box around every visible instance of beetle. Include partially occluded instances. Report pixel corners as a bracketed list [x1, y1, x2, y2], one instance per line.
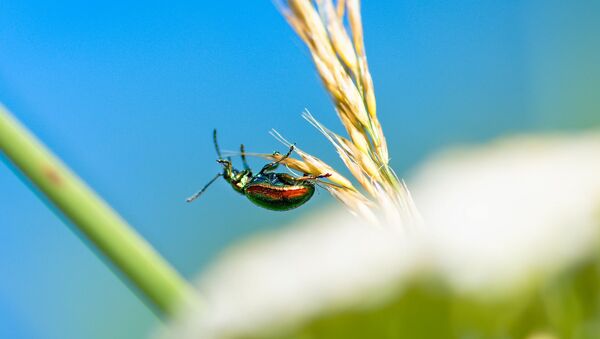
[186, 130, 330, 211]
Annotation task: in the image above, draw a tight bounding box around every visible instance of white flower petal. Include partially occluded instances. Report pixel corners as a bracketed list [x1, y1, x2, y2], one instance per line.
[412, 133, 600, 292]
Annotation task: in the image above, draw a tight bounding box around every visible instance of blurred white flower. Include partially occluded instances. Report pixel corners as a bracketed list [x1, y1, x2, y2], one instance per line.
[160, 131, 600, 339]
[412, 133, 600, 293]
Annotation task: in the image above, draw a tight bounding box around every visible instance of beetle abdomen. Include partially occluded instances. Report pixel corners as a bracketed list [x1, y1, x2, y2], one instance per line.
[244, 183, 315, 211]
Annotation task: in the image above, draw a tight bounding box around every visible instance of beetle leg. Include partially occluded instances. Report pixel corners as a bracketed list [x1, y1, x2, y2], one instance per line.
[240, 144, 250, 171]
[217, 159, 235, 179]
[217, 159, 231, 168]
[277, 173, 300, 185]
[258, 145, 295, 174]
[295, 173, 332, 181]
[278, 173, 331, 185]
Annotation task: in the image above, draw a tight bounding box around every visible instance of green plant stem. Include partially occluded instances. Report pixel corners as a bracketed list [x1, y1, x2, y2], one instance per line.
[0, 105, 196, 317]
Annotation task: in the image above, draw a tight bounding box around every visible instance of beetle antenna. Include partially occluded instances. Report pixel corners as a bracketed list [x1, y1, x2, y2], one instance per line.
[186, 173, 222, 203]
[213, 129, 223, 160]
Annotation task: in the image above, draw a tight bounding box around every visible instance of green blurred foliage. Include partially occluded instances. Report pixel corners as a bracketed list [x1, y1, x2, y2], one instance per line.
[236, 253, 600, 339]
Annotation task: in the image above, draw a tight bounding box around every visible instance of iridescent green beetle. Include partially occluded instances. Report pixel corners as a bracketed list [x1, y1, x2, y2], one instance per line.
[186, 130, 330, 211]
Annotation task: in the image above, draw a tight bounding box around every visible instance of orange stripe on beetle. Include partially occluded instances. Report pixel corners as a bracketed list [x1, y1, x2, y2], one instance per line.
[246, 185, 309, 200]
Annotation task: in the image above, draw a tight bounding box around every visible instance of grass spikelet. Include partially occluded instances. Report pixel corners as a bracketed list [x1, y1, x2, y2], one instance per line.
[271, 0, 418, 225]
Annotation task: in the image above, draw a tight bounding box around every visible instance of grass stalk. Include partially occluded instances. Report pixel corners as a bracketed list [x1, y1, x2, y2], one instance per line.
[0, 104, 195, 317]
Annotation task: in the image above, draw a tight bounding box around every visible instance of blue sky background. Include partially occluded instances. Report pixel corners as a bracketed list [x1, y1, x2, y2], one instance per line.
[1, 1, 599, 338]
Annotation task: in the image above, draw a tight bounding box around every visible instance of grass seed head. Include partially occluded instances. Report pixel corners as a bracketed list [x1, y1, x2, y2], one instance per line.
[269, 0, 418, 226]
